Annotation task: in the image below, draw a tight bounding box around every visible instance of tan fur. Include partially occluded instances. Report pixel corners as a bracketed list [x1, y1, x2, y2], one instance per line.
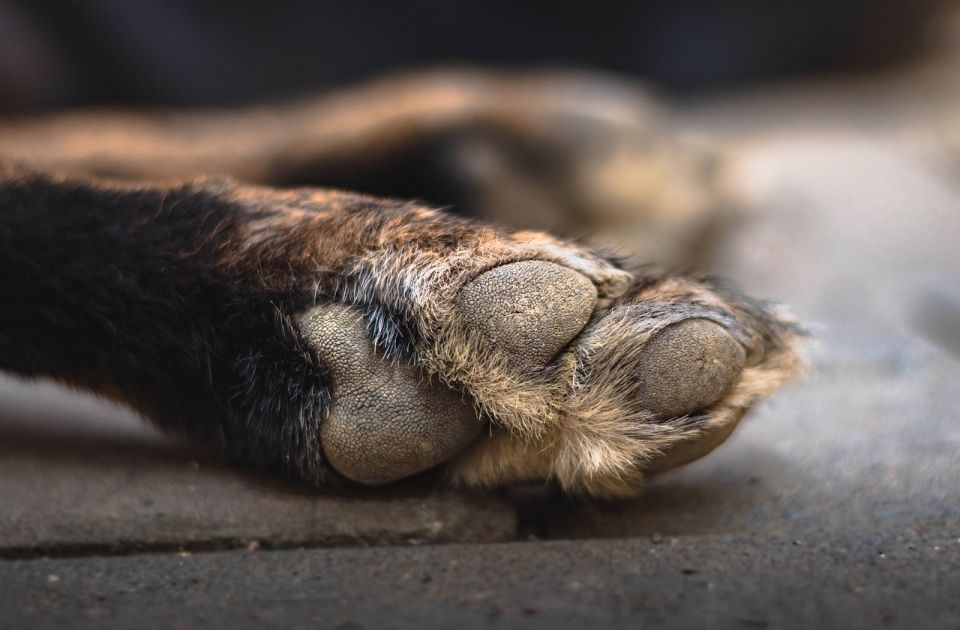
[446, 272, 804, 497]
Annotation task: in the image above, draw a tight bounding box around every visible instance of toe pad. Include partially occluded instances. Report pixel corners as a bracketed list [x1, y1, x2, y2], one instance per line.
[457, 261, 597, 370]
[636, 319, 745, 419]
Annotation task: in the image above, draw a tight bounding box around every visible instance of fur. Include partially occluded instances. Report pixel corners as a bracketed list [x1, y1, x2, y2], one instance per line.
[0, 72, 804, 497]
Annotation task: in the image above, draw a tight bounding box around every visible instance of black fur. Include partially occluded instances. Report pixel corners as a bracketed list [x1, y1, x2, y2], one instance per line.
[0, 173, 339, 483]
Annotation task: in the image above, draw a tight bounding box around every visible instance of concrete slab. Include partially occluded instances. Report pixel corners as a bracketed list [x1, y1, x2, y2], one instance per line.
[1, 534, 957, 629]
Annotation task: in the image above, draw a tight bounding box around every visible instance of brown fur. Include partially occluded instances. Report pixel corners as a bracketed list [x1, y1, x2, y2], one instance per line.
[0, 69, 732, 266]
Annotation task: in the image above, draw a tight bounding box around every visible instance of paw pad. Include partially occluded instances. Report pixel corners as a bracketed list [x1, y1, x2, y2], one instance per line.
[298, 304, 483, 484]
[456, 261, 597, 370]
[635, 318, 745, 419]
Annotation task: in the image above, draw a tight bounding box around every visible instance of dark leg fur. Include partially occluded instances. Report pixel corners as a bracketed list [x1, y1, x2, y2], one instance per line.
[0, 173, 362, 483]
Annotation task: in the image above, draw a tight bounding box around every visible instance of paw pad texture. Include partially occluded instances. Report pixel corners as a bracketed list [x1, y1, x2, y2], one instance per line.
[457, 261, 597, 370]
[635, 318, 745, 419]
[298, 304, 483, 484]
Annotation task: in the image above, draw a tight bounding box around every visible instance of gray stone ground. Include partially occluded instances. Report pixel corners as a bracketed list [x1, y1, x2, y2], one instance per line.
[2, 533, 957, 630]
[2, 56, 960, 627]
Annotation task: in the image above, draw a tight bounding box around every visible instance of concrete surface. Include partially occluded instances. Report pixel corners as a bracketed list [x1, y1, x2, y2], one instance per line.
[2, 55, 960, 628]
[1, 534, 957, 629]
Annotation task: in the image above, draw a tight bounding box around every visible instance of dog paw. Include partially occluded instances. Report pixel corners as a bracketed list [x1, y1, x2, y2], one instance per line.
[191, 182, 801, 496]
[289, 205, 803, 495]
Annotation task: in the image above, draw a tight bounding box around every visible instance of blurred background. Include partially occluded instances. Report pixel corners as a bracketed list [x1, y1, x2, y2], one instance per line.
[1, 3, 959, 625]
[0, 0, 952, 110]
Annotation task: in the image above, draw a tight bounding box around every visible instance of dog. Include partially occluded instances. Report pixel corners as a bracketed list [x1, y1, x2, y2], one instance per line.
[0, 70, 803, 497]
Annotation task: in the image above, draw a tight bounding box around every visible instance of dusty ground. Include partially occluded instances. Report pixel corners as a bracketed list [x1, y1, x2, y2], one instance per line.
[1, 53, 959, 627]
